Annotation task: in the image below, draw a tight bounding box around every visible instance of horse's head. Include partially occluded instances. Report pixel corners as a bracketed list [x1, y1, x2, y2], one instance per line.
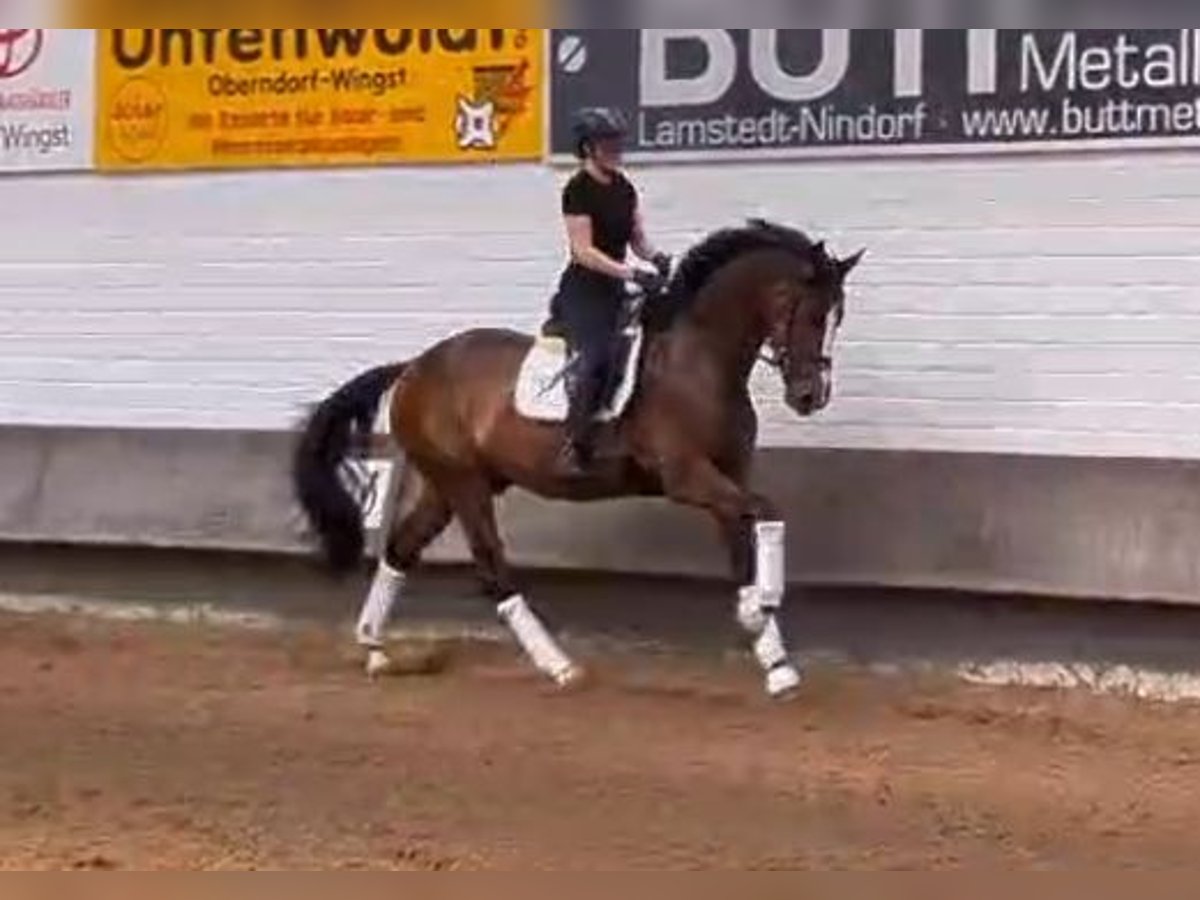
[654, 219, 865, 416]
[761, 241, 865, 417]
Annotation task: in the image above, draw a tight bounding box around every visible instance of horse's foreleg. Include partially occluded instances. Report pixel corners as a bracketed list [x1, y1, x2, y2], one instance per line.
[737, 519, 799, 700]
[356, 465, 451, 677]
[445, 476, 582, 690]
[720, 517, 754, 586]
[666, 460, 800, 700]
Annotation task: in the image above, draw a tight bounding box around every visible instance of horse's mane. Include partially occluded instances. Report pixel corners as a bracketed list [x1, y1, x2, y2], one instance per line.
[645, 218, 836, 332]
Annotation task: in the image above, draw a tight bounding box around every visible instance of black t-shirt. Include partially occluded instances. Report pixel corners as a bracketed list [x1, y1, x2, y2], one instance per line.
[561, 168, 637, 287]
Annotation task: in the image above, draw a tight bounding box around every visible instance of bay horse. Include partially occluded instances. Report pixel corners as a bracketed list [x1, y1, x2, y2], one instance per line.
[293, 219, 864, 699]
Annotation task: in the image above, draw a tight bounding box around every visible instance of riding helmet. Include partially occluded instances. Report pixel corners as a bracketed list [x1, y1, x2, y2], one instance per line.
[572, 107, 629, 158]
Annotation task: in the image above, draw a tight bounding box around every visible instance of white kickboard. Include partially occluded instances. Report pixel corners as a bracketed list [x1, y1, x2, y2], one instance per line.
[513, 327, 645, 424]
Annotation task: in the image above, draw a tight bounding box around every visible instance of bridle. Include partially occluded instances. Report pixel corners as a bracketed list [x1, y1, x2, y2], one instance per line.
[758, 292, 799, 373]
[758, 288, 841, 386]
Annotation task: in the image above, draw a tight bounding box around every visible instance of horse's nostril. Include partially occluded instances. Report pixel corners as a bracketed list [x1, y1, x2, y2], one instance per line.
[789, 387, 817, 412]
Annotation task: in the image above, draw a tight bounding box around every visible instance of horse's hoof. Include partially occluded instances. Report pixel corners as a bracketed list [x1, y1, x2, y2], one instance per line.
[365, 649, 392, 680]
[766, 665, 802, 701]
[365, 643, 452, 680]
[553, 664, 588, 692]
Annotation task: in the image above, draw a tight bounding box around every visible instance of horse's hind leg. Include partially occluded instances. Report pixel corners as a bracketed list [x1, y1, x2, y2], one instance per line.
[356, 463, 451, 677]
[443, 475, 582, 689]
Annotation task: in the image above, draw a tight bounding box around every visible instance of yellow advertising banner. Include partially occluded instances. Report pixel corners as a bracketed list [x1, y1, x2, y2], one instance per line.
[95, 29, 544, 170]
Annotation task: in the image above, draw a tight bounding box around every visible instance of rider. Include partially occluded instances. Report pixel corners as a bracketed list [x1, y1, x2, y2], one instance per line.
[551, 107, 672, 475]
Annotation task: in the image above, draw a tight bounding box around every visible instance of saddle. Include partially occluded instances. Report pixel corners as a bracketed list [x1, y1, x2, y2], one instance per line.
[515, 302, 646, 425]
[539, 299, 641, 408]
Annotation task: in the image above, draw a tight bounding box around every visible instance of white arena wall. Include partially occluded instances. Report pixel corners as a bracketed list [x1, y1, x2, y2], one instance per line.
[5, 152, 1200, 457]
[5, 149, 1200, 603]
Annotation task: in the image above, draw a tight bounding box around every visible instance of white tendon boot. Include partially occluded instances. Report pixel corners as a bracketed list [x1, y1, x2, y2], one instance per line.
[740, 521, 802, 699]
[755, 521, 786, 611]
[737, 586, 769, 635]
[356, 561, 406, 678]
[497, 595, 582, 688]
[755, 615, 803, 699]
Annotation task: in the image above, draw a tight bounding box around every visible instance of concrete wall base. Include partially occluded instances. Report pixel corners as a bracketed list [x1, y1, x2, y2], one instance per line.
[2, 425, 1199, 605]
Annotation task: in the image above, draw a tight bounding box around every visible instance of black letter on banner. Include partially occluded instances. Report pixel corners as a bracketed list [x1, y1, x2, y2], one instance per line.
[112, 29, 154, 69]
[228, 29, 264, 64]
[438, 30, 477, 53]
[373, 29, 412, 55]
[160, 30, 197, 67]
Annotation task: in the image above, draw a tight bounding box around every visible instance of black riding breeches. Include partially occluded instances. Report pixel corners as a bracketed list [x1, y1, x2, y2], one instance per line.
[552, 272, 624, 446]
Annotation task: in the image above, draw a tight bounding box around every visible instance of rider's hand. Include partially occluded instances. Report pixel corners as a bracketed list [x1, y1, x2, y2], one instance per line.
[631, 267, 667, 296]
[651, 252, 673, 279]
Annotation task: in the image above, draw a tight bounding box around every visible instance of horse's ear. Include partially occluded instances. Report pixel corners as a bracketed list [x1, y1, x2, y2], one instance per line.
[837, 249, 866, 280]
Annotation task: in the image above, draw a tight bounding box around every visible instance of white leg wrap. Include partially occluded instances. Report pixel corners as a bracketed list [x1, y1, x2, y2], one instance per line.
[356, 561, 406, 649]
[497, 595, 579, 687]
[754, 616, 789, 672]
[737, 585, 768, 636]
[755, 616, 802, 699]
[755, 521, 786, 609]
[738, 524, 800, 698]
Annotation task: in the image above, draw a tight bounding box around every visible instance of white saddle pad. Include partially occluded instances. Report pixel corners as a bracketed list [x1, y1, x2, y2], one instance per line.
[513, 326, 645, 424]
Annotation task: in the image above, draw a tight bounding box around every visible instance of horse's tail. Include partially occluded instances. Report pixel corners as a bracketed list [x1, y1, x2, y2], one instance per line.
[292, 362, 408, 576]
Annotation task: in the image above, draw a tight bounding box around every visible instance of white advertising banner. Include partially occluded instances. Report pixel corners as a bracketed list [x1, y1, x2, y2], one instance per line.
[0, 28, 94, 172]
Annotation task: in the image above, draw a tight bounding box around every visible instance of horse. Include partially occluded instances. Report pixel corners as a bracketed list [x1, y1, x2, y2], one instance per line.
[292, 218, 865, 700]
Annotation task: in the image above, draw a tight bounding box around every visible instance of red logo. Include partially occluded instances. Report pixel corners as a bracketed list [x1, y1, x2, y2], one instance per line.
[0, 29, 43, 80]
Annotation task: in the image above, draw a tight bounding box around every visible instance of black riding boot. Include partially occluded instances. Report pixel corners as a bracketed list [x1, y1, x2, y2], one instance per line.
[559, 369, 604, 476]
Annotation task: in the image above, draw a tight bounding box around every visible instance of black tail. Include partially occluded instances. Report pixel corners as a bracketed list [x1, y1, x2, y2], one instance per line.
[292, 362, 407, 576]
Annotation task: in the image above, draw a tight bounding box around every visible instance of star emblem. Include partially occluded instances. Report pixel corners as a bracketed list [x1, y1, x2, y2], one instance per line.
[454, 96, 498, 150]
